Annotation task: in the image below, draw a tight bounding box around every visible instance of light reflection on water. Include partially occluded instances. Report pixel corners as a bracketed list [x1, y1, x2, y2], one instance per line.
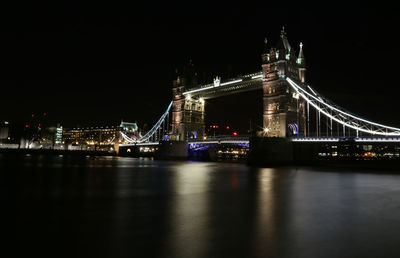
[3, 155, 400, 258]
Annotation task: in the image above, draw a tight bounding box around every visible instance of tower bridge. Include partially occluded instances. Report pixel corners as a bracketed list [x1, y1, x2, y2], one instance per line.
[119, 27, 400, 162]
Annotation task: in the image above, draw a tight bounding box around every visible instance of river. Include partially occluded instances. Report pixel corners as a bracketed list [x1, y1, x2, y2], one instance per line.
[3, 154, 400, 257]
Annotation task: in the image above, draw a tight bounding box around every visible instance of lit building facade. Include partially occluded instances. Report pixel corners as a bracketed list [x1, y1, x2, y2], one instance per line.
[0, 121, 10, 141]
[63, 122, 138, 145]
[55, 125, 63, 144]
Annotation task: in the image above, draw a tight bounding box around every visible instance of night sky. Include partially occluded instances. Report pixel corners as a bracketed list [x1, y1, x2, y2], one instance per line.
[3, 1, 399, 132]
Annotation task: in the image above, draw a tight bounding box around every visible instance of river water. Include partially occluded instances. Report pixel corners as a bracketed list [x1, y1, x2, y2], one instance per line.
[3, 154, 400, 257]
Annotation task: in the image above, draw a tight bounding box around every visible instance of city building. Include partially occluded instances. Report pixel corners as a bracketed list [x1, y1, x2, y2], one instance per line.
[0, 121, 10, 142]
[63, 121, 138, 145]
[55, 125, 63, 144]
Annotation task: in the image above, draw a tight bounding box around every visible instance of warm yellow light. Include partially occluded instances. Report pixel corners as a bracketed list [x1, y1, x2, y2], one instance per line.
[199, 98, 204, 104]
[186, 95, 191, 100]
[264, 128, 269, 133]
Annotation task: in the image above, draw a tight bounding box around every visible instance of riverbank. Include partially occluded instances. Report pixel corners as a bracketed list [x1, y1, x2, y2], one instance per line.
[0, 148, 115, 156]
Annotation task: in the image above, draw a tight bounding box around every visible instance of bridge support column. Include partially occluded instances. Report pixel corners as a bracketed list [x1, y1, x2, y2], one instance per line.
[114, 142, 119, 155]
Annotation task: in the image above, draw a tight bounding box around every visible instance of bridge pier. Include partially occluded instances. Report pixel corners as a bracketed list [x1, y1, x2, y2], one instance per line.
[248, 136, 324, 166]
[248, 136, 294, 166]
[156, 141, 188, 160]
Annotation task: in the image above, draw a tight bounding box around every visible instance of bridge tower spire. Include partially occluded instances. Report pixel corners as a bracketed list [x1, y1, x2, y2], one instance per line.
[261, 28, 307, 137]
[297, 42, 306, 82]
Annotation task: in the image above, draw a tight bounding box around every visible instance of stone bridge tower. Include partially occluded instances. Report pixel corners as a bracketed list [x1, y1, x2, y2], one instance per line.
[171, 62, 205, 141]
[261, 27, 307, 137]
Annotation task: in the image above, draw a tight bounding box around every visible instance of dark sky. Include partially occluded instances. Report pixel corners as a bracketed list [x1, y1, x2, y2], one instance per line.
[2, 1, 399, 131]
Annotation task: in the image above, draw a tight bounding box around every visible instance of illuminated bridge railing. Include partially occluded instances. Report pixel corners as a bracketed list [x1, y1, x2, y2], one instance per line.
[354, 137, 400, 142]
[291, 137, 340, 142]
[119, 142, 160, 147]
[188, 135, 250, 143]
[291, 137, 400, 143]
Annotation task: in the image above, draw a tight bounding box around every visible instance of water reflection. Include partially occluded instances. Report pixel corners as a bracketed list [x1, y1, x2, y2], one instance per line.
[251, 168, 279, 257]
[3, 155, 400, 258]
[164, 162, 212, 257]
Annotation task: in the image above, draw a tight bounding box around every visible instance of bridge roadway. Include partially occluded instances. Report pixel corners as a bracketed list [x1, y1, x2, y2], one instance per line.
[117, 136, 400, 161]
[119, 136, 400, 148]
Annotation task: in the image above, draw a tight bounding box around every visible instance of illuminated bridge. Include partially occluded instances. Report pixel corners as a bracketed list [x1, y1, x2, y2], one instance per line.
[120, 72, 400, 145]
[118, 28, 400, 160]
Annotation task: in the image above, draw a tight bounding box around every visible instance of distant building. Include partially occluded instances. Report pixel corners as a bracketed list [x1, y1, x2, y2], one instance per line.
[0, 121, 10, 141]
[120, 121, 139, 141]
[120, 121, 138, 132]
[55, 125, 63, 144]
[63, 122, 139, 145]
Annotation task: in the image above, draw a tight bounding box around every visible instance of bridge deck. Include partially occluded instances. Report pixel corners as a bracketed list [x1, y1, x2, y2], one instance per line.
[120, 137, 400, 147]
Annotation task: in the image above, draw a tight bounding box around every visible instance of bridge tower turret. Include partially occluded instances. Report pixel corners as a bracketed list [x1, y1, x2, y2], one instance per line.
[171, 75, 185, 140]
[171, 63, 205, 141]
[261, 27, 307, 137]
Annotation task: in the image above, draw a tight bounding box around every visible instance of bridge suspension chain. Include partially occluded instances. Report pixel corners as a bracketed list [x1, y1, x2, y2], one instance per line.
[120, 101, 173, 143]
[286, 77, 400, 136]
